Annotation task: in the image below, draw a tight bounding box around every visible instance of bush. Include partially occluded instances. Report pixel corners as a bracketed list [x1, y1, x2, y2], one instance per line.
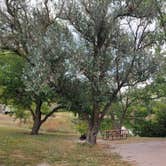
[73, 119, 88, 135]
[11, 106, 30, 124]
[133, 101, 166, 137]
[133, 120, 166, 137]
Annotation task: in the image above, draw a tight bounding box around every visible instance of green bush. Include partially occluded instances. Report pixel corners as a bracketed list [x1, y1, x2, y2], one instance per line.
[11, 106, 30, 124]
[133, 118, 166, 137]
[133, 101, 166, 137]
[73, 119, 88, 135]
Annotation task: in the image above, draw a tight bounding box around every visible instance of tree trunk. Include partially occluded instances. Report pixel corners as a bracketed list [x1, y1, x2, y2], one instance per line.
[31, 119, 42, 135]
[86, 122, 100, 145]
[30, 101, 63, 135]
[31, 99, 42, 135]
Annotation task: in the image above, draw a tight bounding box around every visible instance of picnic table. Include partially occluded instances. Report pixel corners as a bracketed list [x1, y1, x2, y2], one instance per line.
[102, 129, 128, 140]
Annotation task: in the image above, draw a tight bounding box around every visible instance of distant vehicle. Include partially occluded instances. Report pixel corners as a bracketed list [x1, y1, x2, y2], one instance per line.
[0, 104, 12, 114]
[2, 108, 11, 114]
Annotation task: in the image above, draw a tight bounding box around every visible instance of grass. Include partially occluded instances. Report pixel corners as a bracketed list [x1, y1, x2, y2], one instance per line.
[0, 113, 131, 166]
[0, 112, 76, 133]
[0, 126, 131, 166]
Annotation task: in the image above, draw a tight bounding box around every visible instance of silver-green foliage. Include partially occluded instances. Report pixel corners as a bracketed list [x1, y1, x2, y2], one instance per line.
[57, 0, 164, 144]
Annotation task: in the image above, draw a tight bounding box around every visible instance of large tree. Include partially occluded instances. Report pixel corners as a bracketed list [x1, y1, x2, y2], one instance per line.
[0, 0, 70, 135]
[55, 0, 164, 144]
[0, 51, 66, 135]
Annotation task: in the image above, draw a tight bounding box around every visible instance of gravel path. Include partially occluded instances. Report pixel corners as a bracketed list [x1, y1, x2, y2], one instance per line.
[111, 141, 166, 166]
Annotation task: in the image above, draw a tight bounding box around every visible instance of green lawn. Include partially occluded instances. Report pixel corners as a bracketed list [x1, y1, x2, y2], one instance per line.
[0, 113, 133, 166]
[0, 126, 132, 166]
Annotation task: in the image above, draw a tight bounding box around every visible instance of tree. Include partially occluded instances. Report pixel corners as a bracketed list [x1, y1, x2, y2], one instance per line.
[0, 51, 66, 134]
[0, 0, 69, 135]
[147, 58, 166, 99]
[132, 100, 166, 137]
[105, 55, 165, 134]
[106, 88, 136, 130]
[55, 0, 163, 144]
[154, 0, 166, 38]
[0, 0, 63, 59]
[22, 20, 72, 134]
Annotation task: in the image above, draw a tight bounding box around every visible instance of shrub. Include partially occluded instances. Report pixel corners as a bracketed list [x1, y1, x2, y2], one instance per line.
[133, 101, 166, 137]
[73, 119, 88, 135]
[133, 120, 166, 137]
[12, 106, 30, 124]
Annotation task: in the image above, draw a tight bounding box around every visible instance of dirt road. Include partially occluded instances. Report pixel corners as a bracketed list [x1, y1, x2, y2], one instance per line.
[111, 140, 166, 166]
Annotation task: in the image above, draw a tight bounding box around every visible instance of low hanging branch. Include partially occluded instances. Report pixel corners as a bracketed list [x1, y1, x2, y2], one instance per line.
[41, 105, 65, 123]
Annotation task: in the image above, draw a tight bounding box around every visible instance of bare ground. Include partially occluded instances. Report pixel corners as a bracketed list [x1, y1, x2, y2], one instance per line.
[103, 139, 166, 166]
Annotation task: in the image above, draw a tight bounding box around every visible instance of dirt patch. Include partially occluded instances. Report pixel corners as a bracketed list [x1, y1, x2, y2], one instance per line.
[110, 140, 166, 166]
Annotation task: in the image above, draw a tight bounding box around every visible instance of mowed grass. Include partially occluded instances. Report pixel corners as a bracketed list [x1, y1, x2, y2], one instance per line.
[0, 113, 131, 166]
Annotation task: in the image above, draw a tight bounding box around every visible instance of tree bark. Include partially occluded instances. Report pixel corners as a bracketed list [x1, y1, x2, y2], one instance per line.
[31, 99, 42, 135]
[31, 119, 42, 135]
[30, 102, 64, 135]
[86, 121, 100, 145]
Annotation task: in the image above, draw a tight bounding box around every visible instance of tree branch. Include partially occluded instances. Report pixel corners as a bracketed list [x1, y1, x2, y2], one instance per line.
[41, 105, 65, 123]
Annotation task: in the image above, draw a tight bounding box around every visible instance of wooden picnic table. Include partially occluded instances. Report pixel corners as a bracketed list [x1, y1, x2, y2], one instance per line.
[102, 129, 128, 140]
